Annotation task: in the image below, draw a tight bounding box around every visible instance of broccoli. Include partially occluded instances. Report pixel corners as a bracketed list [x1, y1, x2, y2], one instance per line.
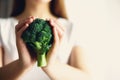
[21, 18, 54, 67]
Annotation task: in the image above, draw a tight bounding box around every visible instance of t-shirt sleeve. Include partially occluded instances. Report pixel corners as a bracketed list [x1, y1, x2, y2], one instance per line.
[72, 23, 86, 48]
[0, 37, 2, 46]
[0, 24, 2, 47]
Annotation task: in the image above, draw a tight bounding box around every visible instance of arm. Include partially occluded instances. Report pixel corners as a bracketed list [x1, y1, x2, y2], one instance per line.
[0, 49, 29, 80]
[0, 17, 36, 80]
[43, 46, 90, 80]
[0, 40, 34, 80]
[0, 47, 3, 67]
[42, 19, 91, 80]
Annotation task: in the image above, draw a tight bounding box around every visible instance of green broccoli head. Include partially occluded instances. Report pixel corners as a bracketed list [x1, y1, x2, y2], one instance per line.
[21, 18, 53, 67]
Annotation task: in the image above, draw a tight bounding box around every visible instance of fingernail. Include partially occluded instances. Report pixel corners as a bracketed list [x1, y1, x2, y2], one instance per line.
[29, 18, 32, 21]
[25, 23, 29, 27]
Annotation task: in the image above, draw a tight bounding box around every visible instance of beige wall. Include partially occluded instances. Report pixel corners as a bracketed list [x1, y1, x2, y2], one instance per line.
[65, 0, 120, 80]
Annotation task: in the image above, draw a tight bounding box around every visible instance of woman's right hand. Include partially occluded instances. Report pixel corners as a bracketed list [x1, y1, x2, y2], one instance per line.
[15, 16, 36, 69]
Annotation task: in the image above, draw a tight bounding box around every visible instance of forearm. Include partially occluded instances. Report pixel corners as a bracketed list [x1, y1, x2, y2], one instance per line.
[43, 61, 90, 80]
[0, 60, 30, 80]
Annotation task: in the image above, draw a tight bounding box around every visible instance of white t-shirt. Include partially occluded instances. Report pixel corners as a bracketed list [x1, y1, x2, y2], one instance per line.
[0, 17, 77, 80]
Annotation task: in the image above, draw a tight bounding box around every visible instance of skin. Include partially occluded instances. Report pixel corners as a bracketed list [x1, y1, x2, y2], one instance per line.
[0, 0, 91, 80]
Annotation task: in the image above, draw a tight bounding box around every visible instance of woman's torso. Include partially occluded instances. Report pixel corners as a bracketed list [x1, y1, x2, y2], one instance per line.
[0, 17, 74, 80]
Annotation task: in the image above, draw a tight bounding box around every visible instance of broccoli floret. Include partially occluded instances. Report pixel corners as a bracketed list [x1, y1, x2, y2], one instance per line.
[21, 18, 53, 67]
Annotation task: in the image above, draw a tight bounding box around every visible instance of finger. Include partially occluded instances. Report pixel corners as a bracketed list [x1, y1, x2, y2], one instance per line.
[53, 27, 59, 45]
[17, 17, 33, 29]
[15, 22, 26, 32]
[16, 17, 34, 32]
[50, 19, 63, 38]
[17, 23, 29, 37]
[26, 17, 34, 24]
[54, 20, 65, 31]
[18, 16, 34, 24]
[46, 27, 59, 62]
[50, 19, 64, 38]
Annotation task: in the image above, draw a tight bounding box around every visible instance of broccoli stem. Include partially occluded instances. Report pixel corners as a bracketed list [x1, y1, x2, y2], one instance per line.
[37, 53, 47, 67]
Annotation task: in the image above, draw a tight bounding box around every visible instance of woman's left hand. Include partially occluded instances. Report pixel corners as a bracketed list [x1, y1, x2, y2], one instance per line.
[42, 19, 90, 80]
[42, 19, 65, 69]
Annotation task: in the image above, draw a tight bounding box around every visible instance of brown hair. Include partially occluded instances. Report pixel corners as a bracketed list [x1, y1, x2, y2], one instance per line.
[11, 0, 68, 19]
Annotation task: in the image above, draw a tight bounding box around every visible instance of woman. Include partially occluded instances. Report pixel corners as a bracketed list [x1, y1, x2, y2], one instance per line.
[0, 0, 90, 80]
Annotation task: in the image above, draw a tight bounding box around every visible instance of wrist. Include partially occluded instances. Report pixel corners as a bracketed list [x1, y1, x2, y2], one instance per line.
[17, 59, 32, 70]
[42, 60, 59, 72]
[42, 61, 62, 80]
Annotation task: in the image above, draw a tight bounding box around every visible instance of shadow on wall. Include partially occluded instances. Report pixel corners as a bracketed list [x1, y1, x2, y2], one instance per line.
[0, 0, 13, 18]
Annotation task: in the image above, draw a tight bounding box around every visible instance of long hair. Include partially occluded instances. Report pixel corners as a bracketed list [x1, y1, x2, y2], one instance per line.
[11, 0, 68, 19]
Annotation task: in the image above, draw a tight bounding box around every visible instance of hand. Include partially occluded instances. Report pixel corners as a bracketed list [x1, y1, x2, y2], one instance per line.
[15, 16, 36, 69]
[42, 19, 65, 70]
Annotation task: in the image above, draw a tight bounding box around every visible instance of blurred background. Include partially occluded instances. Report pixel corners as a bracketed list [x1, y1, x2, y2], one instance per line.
[0, 0, 120, 80]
